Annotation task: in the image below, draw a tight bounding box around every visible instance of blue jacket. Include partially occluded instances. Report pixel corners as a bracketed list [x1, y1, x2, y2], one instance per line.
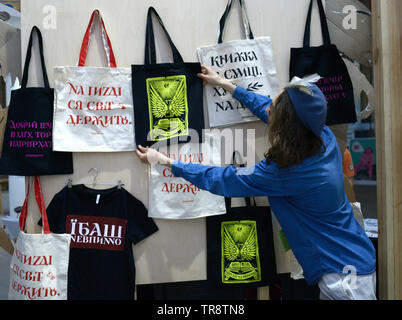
[171, 86, 376, 285]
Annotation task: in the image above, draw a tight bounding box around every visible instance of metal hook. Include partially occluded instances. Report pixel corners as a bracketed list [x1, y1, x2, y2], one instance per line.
[232, 150, 246, 167]
[66, 178, 73, 188]
[88, 168, 98, 187]
[117, 180, 124, 189]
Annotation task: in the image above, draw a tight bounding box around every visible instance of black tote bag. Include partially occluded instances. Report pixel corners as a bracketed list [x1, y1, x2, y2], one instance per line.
[132, 7, 204, 147]
[207, 196, 276, 288]
[289, 0, 357, 125]
[0, 26, 73, 176]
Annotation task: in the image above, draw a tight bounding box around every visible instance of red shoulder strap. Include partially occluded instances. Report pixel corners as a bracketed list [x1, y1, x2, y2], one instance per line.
[19, 176, 50, 234]
[78, 9, 117, 68]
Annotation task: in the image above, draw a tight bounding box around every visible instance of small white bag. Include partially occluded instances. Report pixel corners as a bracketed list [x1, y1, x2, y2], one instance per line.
[53, 10, 135, 152]
[148, 134, 226, 219]
[8, 177, 71, 300]
[197, 0, 280, 127]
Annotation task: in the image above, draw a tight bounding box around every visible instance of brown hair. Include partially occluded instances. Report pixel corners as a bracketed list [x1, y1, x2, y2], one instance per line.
[264, 88, 326, 168]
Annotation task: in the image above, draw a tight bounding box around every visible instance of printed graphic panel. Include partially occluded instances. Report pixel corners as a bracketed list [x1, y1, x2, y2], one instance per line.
[146, 75, 188, 141]
[66, 215, 127, 251]
[221, 220, 261, 284]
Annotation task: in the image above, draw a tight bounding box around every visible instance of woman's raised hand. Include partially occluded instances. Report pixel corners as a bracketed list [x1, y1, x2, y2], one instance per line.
[197, 65, 236, 94]
[197, 65, 223, 86]
[135, 145, 173, 167]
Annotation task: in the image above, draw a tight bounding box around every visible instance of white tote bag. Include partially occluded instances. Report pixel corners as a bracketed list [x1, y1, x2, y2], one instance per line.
[8, 177, 71, 300]
[149, 134, 226, 219]
[197, 0, 280, 127]
[53, 10, 135, 152]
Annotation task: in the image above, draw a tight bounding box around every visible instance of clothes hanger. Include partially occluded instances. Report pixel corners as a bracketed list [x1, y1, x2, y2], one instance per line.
[65, 167, 124, 189]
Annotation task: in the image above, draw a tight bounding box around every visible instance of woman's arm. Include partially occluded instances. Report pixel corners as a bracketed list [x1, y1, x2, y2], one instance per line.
[135, 146, 285, 198]
[136, 145, 173, 167]
[231, 86, 272, 124]
[171, 160, 284, 198]
[197, 65, 272, 124]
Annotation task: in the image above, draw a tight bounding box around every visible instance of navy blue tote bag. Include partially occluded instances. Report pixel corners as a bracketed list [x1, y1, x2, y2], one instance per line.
[0, 26, 73, 176]
[131, 7, 205, 147]
[207, 196, 277, 288]
[289, 0, 357, 125]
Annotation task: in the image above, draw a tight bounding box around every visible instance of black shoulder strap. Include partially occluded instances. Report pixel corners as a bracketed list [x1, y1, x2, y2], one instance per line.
[224, 151, 255, 210]
[217, 0, 254, 44]
[144, 7, 184, 65]
[303, 0, 331, 47]
[21, 26, 50, 89]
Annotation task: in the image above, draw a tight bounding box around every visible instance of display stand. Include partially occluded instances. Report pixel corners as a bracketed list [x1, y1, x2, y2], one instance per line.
[20, 0, 325, 294]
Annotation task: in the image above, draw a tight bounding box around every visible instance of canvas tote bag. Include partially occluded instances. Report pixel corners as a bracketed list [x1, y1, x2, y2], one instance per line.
[206, 195, 276, 287]
[53, 10, 135, 152]
[8, 176, 71, 300]
[289, 0, 357, 125]
[132, 7, 205, 147]
[197, 0, 280, 127]
[148, 134, 226, 219]
[0, 26, 73, 175]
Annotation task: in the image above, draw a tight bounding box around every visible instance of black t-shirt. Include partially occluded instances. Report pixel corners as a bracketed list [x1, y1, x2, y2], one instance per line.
[42, 184, 158, 300]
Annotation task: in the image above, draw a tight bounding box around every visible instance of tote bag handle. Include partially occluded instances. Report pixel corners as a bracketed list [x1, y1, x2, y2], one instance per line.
[224, 151, 256, 209]
[303, 0, 331, 47]
[78, 9, 117, 68]
[144, 7, 184, 65]
[21, 26, 50, 89]
[224, 193, 255, 210]
[19, 176, 50, 234]
[217, 0, 254, 44]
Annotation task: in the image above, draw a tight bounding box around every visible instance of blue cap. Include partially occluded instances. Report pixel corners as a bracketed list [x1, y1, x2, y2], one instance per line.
[285, 83, 327, 138]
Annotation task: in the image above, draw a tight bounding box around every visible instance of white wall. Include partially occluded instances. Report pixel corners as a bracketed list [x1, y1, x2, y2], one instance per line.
[7, 176, 25, 217]
[21, 0, 324, 285]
